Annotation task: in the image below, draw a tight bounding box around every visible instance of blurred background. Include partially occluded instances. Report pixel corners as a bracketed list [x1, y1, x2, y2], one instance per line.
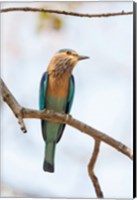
[1, 1, 133, 198]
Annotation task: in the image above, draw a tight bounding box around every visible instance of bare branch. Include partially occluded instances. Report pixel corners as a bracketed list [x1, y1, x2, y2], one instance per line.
[88, 140, 103, 198]
[23, 108, 133, 160]
[0, 7, 133, 18]
[88, 140, 100, 173]
[0, 78, 133, 160]
[0, 79, 27, 133]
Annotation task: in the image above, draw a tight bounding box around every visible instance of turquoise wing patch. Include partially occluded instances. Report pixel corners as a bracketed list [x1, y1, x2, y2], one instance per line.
[66, 75, 75, 113]
[39, 72, 48, 141]
[39, 72, 48, 110]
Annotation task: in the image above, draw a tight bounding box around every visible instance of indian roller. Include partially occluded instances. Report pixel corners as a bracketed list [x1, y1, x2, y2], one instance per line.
[39, 49, 89, 173]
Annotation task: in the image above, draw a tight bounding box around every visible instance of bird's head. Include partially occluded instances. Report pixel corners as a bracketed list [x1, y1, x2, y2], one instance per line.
[56, 49, 89, 63]
[47, 49, 89, 77]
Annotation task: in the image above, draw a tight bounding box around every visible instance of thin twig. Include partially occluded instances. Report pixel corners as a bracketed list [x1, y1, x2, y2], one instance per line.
[0, 7, 133, 18]
[88, 140, 100, 173]
[0, 78, 133, 160]
[88, 140, 103, 198]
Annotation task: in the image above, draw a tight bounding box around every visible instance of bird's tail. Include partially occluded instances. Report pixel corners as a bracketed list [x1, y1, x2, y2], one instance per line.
[43, 142, 56, 173]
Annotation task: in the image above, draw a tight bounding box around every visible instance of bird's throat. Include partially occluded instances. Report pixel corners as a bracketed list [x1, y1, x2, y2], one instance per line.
[47, 57, 75, 78]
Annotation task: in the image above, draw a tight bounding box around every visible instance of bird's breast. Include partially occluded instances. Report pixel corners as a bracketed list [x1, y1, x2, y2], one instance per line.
[47, 75, 69, 98]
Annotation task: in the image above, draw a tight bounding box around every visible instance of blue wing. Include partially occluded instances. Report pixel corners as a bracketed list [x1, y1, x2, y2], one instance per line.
[39, 72, 49, 140]
[56, 75, 75, 142]
[39, 72, 48, 110]
[66, 75, 75, 113]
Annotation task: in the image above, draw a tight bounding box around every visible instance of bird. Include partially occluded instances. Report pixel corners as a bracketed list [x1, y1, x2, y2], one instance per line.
[39, 48, 89, 173]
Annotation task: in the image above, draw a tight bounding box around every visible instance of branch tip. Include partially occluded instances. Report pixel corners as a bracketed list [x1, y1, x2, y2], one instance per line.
[17, 116, 27, 133]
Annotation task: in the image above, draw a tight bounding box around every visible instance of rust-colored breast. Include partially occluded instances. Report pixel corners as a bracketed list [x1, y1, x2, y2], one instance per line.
[47, 75, 69, 98]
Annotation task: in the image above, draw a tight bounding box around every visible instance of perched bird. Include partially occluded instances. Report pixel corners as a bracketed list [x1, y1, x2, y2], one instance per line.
[39, 49, 89, 173]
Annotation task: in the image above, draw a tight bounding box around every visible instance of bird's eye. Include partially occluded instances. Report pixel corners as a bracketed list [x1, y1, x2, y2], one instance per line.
[66, 51, 71, 55]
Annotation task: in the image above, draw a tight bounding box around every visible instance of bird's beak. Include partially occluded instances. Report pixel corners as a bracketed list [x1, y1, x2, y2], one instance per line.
[78, 55, 90, 61]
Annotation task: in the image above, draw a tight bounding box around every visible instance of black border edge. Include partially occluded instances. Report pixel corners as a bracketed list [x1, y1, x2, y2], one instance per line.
[133, 1, 136, 199]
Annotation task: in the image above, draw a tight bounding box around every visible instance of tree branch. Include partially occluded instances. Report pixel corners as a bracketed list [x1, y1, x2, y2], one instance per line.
[0, 79, 27, 133]
[88, 140, 103, 198]
[0, 7, 133, 18]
